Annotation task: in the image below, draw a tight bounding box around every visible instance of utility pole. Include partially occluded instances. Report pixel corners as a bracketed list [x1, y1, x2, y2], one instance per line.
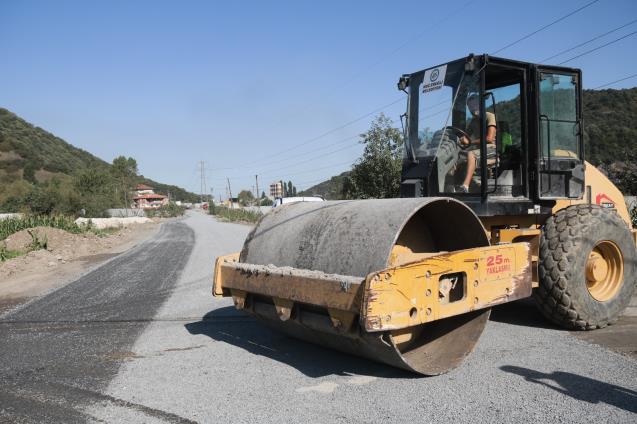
[255, 175, 259, 205]
[199, 161, 205, 204]
[227, 177, 233, 209]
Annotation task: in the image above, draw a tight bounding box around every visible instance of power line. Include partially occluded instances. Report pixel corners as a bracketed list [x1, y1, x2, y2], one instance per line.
[261, 96, 402, 157]
[592, 72, 637, 89]
[278, 159, 354, 177]
[557, 29, 637, 64]
[248, 1, 604, 173]
[257, 135, 358, 167]
[292, 73, 637, 192]
[541, 18, 637, 63]
[266, 73, 637, 189]
[211, 96, 404, 172]
[210, 2, 626, 193]
[207, 135, 359, 174]
[209, 2, 483, 177]
[249, 143, 361, 177]
[216, 68, 637, 193]
[221, 141, 362, 181]
[342, 0, 477, 83]
[214, 67, 633, 189]
[210, 97, 454, 176]
[210, 1, 593, 182]
[491, 0, 601, 55]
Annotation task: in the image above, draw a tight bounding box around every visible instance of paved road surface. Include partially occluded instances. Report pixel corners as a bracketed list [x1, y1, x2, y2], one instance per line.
[0, 221, 194, 422]
[1, 211, 636, 423]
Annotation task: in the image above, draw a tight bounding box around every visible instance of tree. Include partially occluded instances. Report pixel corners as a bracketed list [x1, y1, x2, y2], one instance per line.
[237, 189, 255, 206]
[283, 181, 297, 197]
[110, 156, 138, 208]
[73, 169, 114, 217]
[342, 113, 403, 199]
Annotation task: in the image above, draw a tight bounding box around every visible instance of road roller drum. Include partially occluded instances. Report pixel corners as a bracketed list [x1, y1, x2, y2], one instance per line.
[213, 199, 532, 375]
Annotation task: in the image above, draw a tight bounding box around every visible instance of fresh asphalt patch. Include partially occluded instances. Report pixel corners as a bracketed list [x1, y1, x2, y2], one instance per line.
[0, 221, 195, 423]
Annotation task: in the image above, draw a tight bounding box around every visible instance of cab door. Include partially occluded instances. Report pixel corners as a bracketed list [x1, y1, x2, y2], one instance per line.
[535, 68, 584, 199]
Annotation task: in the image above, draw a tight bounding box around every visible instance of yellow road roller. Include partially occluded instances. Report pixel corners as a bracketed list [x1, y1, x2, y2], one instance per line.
[213, 54, 636, 375]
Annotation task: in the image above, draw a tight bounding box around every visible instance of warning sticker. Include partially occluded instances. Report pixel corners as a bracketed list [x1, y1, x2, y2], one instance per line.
[422, 65, 447, 93]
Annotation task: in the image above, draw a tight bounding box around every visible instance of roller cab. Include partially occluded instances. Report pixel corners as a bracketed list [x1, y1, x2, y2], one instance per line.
[400, 54, 636, 330]
[213, 198, 531, 375]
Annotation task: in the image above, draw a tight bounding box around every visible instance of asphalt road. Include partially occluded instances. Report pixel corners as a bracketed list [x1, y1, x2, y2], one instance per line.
[1, 211, 636, 423]
[0, 220, 195, 423]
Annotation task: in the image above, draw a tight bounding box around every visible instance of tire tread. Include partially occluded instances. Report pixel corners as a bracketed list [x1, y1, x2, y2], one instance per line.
[534, 204, 635, 330]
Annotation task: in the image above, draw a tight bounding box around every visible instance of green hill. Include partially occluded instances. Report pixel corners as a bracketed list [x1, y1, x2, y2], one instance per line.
[0, 107, 200, 205]
[298, 172, 350, 200]
[0, 108, 109, 184]
[583, 87, 637, 165]
[300, 87, 637, 197]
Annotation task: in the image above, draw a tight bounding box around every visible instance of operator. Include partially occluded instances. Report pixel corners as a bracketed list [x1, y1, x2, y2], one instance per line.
[457, 94, 497, 193]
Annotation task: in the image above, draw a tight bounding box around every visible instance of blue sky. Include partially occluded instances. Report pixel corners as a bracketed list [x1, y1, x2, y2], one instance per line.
[1, 0, 636, 198]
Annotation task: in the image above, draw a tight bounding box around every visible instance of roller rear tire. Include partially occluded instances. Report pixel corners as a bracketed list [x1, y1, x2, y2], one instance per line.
[534, 205, 636, 330]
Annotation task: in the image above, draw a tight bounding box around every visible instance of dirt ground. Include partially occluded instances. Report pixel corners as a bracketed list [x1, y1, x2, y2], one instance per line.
[0, 222, 161, 314]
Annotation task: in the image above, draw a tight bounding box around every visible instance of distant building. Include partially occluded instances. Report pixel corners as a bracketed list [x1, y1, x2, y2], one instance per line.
[269, 181, 283, 198]
[135, 184, 155, 195]
[132, 184, 169, 209]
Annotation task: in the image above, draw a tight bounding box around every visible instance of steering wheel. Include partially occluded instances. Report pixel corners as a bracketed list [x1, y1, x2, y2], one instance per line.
[443, 126, 472, 149]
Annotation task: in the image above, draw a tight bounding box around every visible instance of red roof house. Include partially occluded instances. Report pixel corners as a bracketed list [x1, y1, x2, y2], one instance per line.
[132, 185, 169, 209]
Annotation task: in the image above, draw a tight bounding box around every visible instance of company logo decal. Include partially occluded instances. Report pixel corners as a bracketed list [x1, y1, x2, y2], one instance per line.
[595, 193, 615, 208]
[422, 65, 447, 93]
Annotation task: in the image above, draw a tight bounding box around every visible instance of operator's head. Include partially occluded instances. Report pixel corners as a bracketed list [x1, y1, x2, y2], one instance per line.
[467, 94, 479, 116]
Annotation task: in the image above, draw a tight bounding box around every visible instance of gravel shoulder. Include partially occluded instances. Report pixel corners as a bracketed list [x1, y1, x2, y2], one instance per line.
[0, 221, 162, 315]
[87, 211, 637, 423]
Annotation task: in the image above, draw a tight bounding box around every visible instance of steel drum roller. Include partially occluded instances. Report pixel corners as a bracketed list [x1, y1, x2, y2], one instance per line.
[235, 198, 492, 375]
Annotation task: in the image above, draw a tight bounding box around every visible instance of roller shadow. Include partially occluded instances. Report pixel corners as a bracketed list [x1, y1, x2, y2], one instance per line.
[185, 307, 416, 379]
[501, 365, 637, 413]
[489, 298, 560, 330]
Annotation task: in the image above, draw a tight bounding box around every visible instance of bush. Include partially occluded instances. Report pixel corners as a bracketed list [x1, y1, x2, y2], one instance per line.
[144, 202, 185, 218]
[0, 178, 84, 216]
[210, 205, 262, 223]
